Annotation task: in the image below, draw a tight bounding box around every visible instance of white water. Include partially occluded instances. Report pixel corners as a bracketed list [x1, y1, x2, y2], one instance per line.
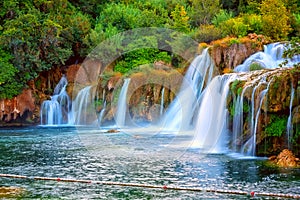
[232, 86, 250, 152]
[287, 86, 295, 149]
[241, 78, 271, 156]
[162, 48, 214, 131]
[98, 100, 106, 127]
[160, 87, 165, 116]
[40, 76, 72, 125]
[115, 78, 131, 128]
[235, 42, 300, 72]
[72, 86, 94, 125]
[191, 74, 237, 153]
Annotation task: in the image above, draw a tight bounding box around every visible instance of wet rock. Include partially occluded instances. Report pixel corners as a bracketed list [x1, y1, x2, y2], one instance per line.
[106, 129, 119, 133]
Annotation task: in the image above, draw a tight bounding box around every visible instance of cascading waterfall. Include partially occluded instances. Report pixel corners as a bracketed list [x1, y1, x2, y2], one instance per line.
[115, 78, 131, 128]
[72, 86, 95, 125]
[98, 100, 106, 127]
[241, 79, 271, 156]
[160, 87, 165, 116]
[287, 86, 295, 149]
[162, 48, 214, 131]
[40, 75, 72, 125]
[191, 74, 237, 152]
[232, 86, 250, 152]
[235, 42, 300, 72]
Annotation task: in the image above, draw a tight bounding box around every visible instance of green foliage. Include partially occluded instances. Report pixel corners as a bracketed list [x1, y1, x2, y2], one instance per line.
[280, 37, 300, 67]
[230, 80, 245, 95]
[260, 0, 291, 40]
[192, 25, 223, 43]
[249, 62, 264, 71]
[265, 115, 288, 137]
[188, 0, 221, 26]
[219, 17, 249, 37]
[212, 9, 234, 27]
[114, 49, 171, 74]
[0, 48, 23, 99]
[168, 4, 190, 33]
[241, 13, 263, 34]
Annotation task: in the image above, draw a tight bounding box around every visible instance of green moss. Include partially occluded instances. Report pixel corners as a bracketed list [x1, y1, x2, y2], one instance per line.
[249, 62, 263, 71]
[265, 115, 288, 137]
[230, 80, 245, 94]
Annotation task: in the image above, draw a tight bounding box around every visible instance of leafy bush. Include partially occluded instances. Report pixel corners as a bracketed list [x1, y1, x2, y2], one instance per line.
[265, 115, 288, 137]
[192, 25, 223, 43]
[219, 17, 249, 37]
[242, 14, 263, 34]
[260, 0, 291, 40]
[212, 9, 234, 27]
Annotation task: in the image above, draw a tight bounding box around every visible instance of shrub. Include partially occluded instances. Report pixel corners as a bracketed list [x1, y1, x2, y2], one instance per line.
[260, 0, 291, 40]
[219, 17, 249, 37]
[265, 115, 288, 137]
[249, 62, 264, 71]
[193, 25, 223, 43]
[212, 9, 234, 27]
[242, 14, 263, 34]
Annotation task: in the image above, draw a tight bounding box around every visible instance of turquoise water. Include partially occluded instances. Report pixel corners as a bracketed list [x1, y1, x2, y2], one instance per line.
[0, 127, 299, 199]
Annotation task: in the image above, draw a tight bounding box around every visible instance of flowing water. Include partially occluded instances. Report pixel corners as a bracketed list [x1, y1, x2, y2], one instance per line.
[0, 127, 299, 199]
[115, 78, 131, 128]
[40, 76, 72, 125]
[162, 48, 214, 131]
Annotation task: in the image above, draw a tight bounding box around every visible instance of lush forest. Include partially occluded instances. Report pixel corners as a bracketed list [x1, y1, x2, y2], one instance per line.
[0, 0, 299, 99]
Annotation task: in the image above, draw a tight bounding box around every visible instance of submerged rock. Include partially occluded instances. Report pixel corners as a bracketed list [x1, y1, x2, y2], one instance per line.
[269, 149, 300, 167]
[106, 129, 119, 133]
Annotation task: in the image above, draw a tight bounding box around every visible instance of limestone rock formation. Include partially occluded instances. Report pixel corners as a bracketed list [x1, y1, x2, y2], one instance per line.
[269, 149, 300, 167]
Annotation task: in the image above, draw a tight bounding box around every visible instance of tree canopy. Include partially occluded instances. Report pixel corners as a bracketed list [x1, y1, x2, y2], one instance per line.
[0, 0, 299, 99]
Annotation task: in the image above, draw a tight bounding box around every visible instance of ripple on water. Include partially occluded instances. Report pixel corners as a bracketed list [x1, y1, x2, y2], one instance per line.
[0, 127, 299, 199]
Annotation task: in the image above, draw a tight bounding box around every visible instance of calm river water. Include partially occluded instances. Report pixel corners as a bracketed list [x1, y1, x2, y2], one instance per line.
[0, 126, 299, 199]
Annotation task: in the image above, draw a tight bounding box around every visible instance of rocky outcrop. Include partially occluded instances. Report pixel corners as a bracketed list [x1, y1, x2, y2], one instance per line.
[94, 66, 182, 124]
[210, 34, 268, 73]
[0, 89, 35, 124]
[269, 149, 300, 167]
[227, 68, 299, 156]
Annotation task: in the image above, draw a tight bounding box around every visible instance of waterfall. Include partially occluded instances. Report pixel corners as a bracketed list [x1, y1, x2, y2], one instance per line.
[235, 42, 300, 72]
[232, 86, 249, 152]
[241, 78, 271, 156]
[98, 100, 106, 127]
[115, 78, 131, 128]
[287, 86, 295, 149]
[162, 48, 214, 131]
[160, 87, 165, 116]
[191, 74, 237, 152]
[40, 76, 72, 125]
[71, 86, 95, 125]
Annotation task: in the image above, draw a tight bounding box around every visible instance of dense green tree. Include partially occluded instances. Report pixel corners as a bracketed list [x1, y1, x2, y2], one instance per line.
[188, 0, 221, 26]
[260, 0, 291, 40]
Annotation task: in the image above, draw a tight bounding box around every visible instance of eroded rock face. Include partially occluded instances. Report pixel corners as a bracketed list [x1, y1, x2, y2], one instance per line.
[0, 89, 35, 123]
[210, 34, 267, 73]
[269, 149, 300, 167]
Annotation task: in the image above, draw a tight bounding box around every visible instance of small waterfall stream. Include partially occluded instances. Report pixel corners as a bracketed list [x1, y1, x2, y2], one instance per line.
[40, 76, 72, 125]
[287, 86, 295, 149]
[160, 87, 165, 116]
[72, 86, 94, 125]
[115, 78, 131, 128]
